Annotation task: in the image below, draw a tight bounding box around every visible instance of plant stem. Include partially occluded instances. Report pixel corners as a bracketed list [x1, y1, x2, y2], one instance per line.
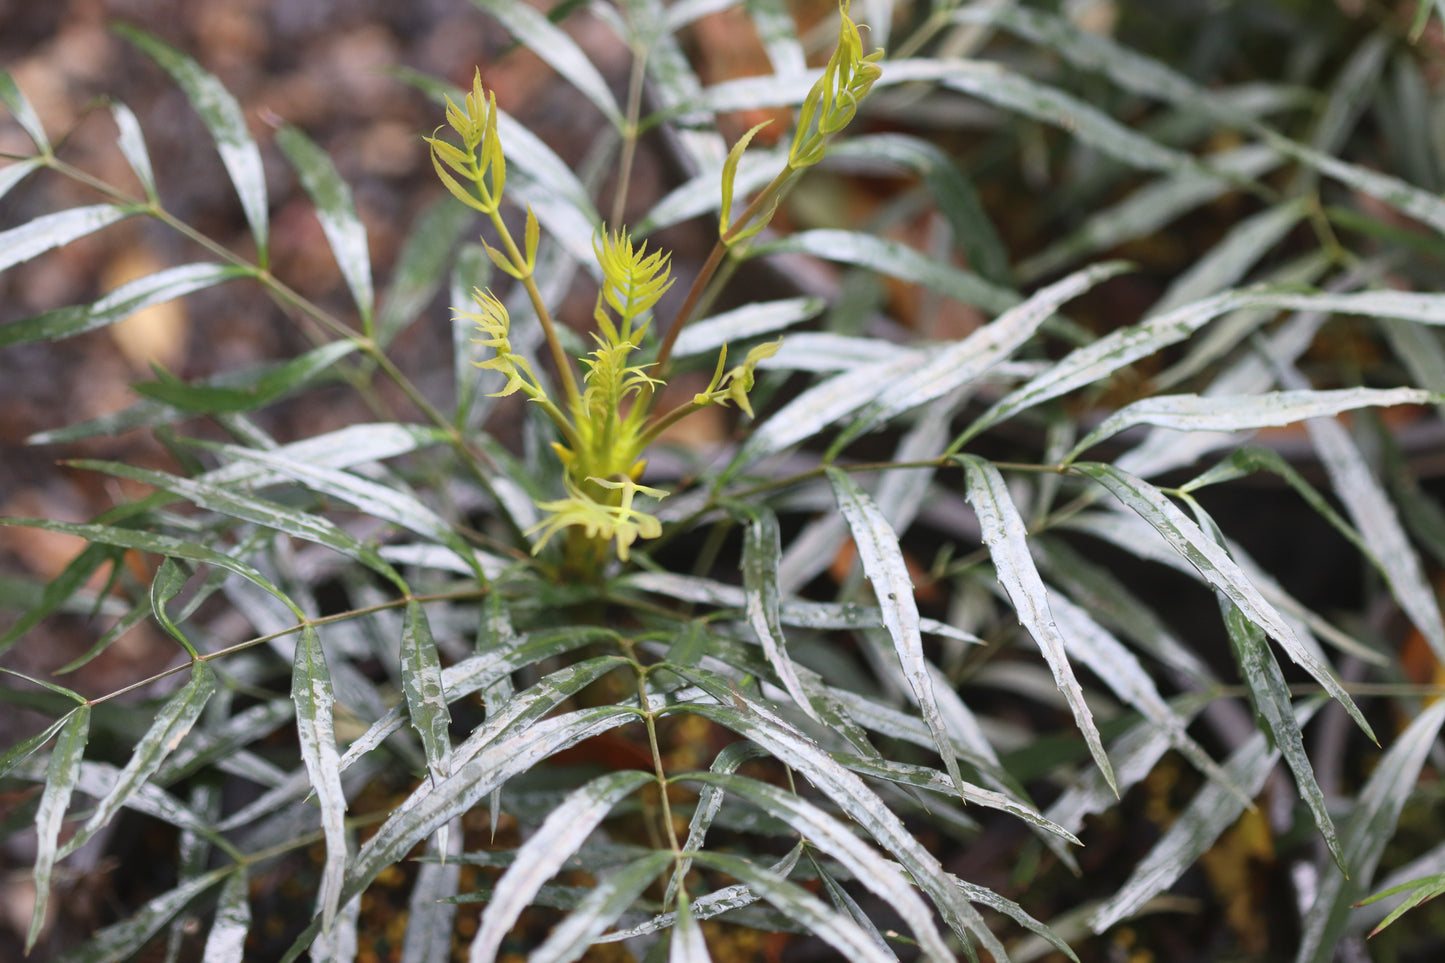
[636, 665, 683, 855]
[611, 43, 651, 229]
[654, 168, 795, 376]
[487, 209, 583, 410]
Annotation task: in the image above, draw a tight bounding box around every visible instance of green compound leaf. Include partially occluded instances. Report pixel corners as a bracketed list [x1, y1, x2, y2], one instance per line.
[293, 623, 348, 933]
[0, 204, 134, 276]
[115, 24, 270, 263]
[276, 125, 374, 330]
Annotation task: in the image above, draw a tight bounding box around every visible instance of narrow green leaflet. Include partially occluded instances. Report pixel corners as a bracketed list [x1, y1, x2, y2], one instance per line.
[0, 67, 50, 152]
[1148, 199, 1308, 317]
[1044, 589, 1242, 802]
[1218, 592, 1342, 870]
[0, 263, 249, 348]
[333, 707, 639, 929]
[1018, 146, 1279, 282]
[382, 195, 474, 349]
[468, 0, 623, 127]
[292, 623, 347, 932]
[67, 458, 406, 590]
[828, 133, 1010, 285]
[55, 868, 228, 963]
[0, 520, 288, 614]
[27, 705, 90, 952]
[115, 25, 269, 261]
[0, 715, 70, 780]
[851, 261, 1129, 438]
[951, 287, 1266, 450]
[276, 125, 374, 329]
[201, 422, 449, 486]
[834, 753, 1077, 842]
[727, 351, 920, 477]
[1304, 409, 1445, 665]
[1297, 699, 1445, 962]
[666, 742, 768, 909]
[754, 229, 1016, 315]
[958, 456, 1116, 793]
[671, 298, 824, 358]
[0, 204, 133, 276]
[670, 891, 712, 963]
[1073, 462, 1374, 741]
[468, 770, 652, 962]
[806, 849, 893, 957]
[527, 851, 674, 963]
[0, 541, 118, 654]
[199, 439, 483, 580]
[681, 766, 979, 962]
[68, 662, 216, 853]
[688, 850, 897, 963]
[827, 467, 966, 797]
[682, 676, 989, 959]
[0, 157, 42, 202]
[618, 845, 803, 943]
[401, 827, 461, 963]
[743, 509, 819, 721]
[1066, 388, 1439, 464]
[203, 868, 251, 963]
[1090, 701, 1322, 932]
[110, 101, 157, 199]
[133, 340, 358, 413]
[401, 600, 452, 782]
[881, 58, 1198, 176]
